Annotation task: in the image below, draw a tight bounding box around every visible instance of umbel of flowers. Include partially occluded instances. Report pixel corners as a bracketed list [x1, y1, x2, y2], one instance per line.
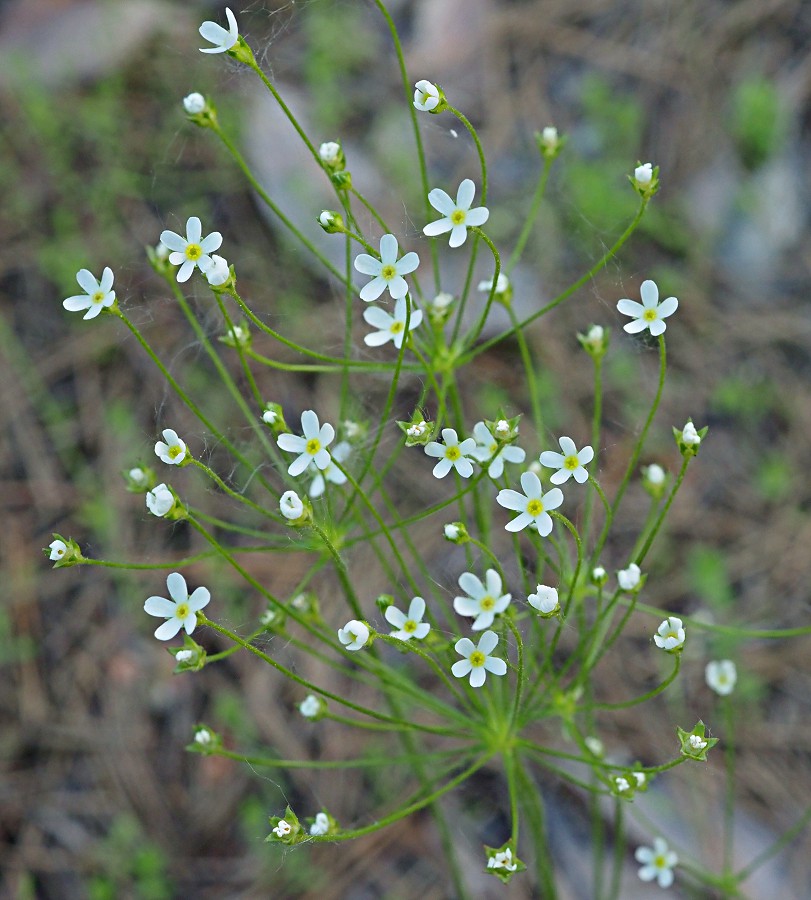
[47, 4, 786, 896]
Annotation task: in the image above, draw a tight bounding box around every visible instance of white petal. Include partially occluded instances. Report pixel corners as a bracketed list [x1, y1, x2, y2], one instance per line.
[456, 179, 475, 210]
[423, 218, 453, 237]
[300, 409, 319, 438]
[185, 217, 202, 244]
[75, 269, 99, 294]
[199, 232, 223, 253]
[387, 275, 408, 299]
[572, 467, 589, 483]
[455, 637, 475, 656]
[448, 224, 468, 248]
[496, 489, 527, 512]
[649, 319, 667, 336]
[505, 512, 532, 532]
[543, 488, 564, 510]
[427, 188, 455, 216]
[458, 571, 484, 597]
[166, 572, 188, 602]
[640, 279, 659, 307]
[478, 630, 499, 654]
[385, 606, 406, 629]
[144, 596, 175, 617]
[318, 422, 335, 446]
[379, 233, 398, 264]
[452, 659, 473, 678]
[63, 296, 92, 312]
[484, 657, 507, 675]
[520, 470, 542, 497]
[454, 596, 480, 617]
[624, 318, 649, 334]
[99, 267, 115, 293]
[277, 433, 306, 453]
[160, 230, 187, 252]
[353, 253, 382, 276]
[313, 448, 332, 470]
[199, 21, 229, 44]
[558, 436, 577, 456]
[364, 330, 392, 347]
[465, 206, 489, 227]
[288, 453, 311, 477]
[176, 259, 195, 282]
[540, 450, 565, 468]
[154, 618, 183, 640]
[188, 586, 211, 611]
[408, 597, 425, 621]
[433, 458, 453, 478]
[535, 512, 554, 536]
[484, 569, 502, 596]
[549, 469, 571, 485]
[359, 276, 386, 302]
[396, 251, 420, 275]
[578, 446, 594, 464]
[657, 296, 678, 318]
[469, 667, 486, 687]
[617, 298, 645, 317]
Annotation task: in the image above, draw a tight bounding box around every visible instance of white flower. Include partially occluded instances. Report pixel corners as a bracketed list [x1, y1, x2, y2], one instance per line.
[682, 421, 701, 446]
[183, 92, 206, 114]
[635, 837, 677, 889]
[262, 408, 277, 425]
[129, 467, 147, 485]
[319, 142, 340, 164]
[144, 572, 210, 641]
[451, 630, 507, 688]
[146, 483, 174, 517]
[635, 163, 653, 185]
[353, 234, 419, 302]
[583, 324, 604, 349]
[454, 570, 511, 631]
[540, 126, 560, 150]
[634, 772, 647, 788]
[338, 620, 370, 651]
[413, 79, 440, 111]
[424, 428, 477, 479]
[199, 7, 239, 54]
[527, 584, 559, 615]
[273, 820, 292, 838]
[63, 267, 116, 320]
[617, 563, 641, 591]
[277, 410, 335, 477]
[310, 812, 330, 836]
[431, 291, 454, 311]
[407, 420, 428, 438]
[154, 428, 187, 465]
[194, 727, 211, 745]
[617, 279, 678, 337]
[423, 179, 489, 248]
[160, 216, 223, 283]
[471, 421, 525, 479]
[444, 523, 460, 540]
[540, 436, 594, 484]
[688, 734, 707, 751]
[280, 490, 304, 520]
[385, 596, 431, 640]
[49, 539, 67, 561]
[309, 440, 349, 499]
[477, 273, 510, 295]
[644, 463, 666, 485]
[176, 650, 194, 663]
[591, 566, 607, 584]
[299, 695, 320, 718]
[201, 254, 230, 286]
[653, 616, 685, 651]
[706, 660, 737, 696]
[363, 297, 423, 349]
[615, 776, 631, 793]
[496, 471, 563, 535]
[487, 848, 518, 872]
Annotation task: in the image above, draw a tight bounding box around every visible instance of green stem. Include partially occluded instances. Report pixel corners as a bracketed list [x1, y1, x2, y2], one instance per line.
[634, 457, 690, 566]
[589, 654, 681, 710]
[506, 157, 552, 273]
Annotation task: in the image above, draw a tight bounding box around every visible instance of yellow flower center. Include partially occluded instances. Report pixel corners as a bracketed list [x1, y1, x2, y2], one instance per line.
[168, 445, 183, 460]
[390, 321, 405, 334]
[654, 854, 666, 867]
[446, 445, 461, 461]
[563, 454, 579, 470]
[175, 602, 190, 619]
[643, 308, 658, 322]
[527, 498, 544, 516]
[381, 264, 396, 280]
[469, 650, 486, 667]
[403, 620, 417, 633]
[451, 209, 466, 225]
[185, 243, 203, 261]
[92, 291, 106, 304]
[306, 438, 321, 455]
[480, 595, 495, 611]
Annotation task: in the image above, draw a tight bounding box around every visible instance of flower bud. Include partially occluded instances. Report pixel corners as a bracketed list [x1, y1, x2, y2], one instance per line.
[630, 161, 659, 199]
[578, 324, 610, 359]
[183, 92, 206, 115]
[318, 210, 345, 234]
[413, 79, 447, 114]
[443, 521, 469, 544]
[535, 125, 566, 160]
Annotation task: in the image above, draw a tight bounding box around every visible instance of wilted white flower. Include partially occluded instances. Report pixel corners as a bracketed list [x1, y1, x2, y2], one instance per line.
[194, 727, 212, 745]
[201, 254, 230, 286]
[280, 490, 304, 520]
[353, 234, 419, 302]
[63, 267, 116, 320]
[615, 776, 631, 793]
[338, 620, 370, 651]
[487, 848, 518, 872]
[363, 296, 423, 349]
[423, 179, 489, 248]
[424, 428, 477, 479]
[183, 92, 206, 114]
[160, 216, 223, 283]
[154, 428, 187, 466]
[299, 694, 320, 718]
[635, 838, 677, 889]
[617, 563, 641, 592]
[199, 6, 239, 54]
[385, 596, 431, 640]
[496, 471, 563, 535]
[272, 820, 292, 838]
[471, 421, 525, 479]
[406, 420, 428, 438]
[176, 649, 194, 663]
[319, 142, 341, 164]
[413, 79, 441, 111]
[527, 584, 559, 615]
[49, 539, 67, 561]
[451, 630, 507, 688]
[688, 734, 707, 751]
[706, 660, 737, 695]
[653, 616, 685, 651]
[540, 436, 594, 484]
[144, 572, 210, 641]
[454, 570, 512, 631]
[146, 483, 174, 517]
[310, 812, 330, 836]
[277, 410, 335, 476]
[617, 280, 678, 337]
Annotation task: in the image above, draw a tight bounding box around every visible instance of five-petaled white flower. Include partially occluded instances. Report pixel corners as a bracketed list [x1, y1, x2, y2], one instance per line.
[424, 428, 477, 479]
[183, 92, 206, 114]
[199, 7, 239, 53]
[363, 296, 423, 349]
[146, 483, 174, 517]
[280, 490, 304, 520]
[154, 428, 188, 465]
[385, 596, 431, 640]
[528, 584, 559, 615]
[706, 659, 737, 696]
[160, 217, 223, 283]
[471, 421, 525, 479]
[413, 79, 440, 111]
[487, 848, 518, 872]
[299, 694, 320, 718]
[309, 441, 350, 499]
[338, 619, 370, 652]
[49, 539, 67, 561]
[63, 267, 116, 320]
[423, 179, 489, 248]
[454, 570, 511, 631]
[451, 630, 507, 688]
[144, 572, 210, 641]
[272, 820, 292, 838]
[617, 280, 678, 337]
[617, 563, 641, 591]
[653, 616, 685, 651]
[277, 410, 335, 477]
[310, 813, 330, 836]
[353, 234, 419, 302]
[540, 436, 594, 484]
[496, 471, 563, 535]
[635, 837, 678, 889]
